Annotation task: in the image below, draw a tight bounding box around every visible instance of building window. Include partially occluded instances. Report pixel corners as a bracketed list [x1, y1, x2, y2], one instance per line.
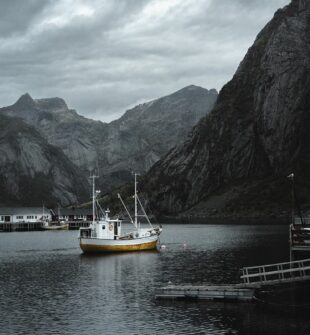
[26, 216, 34, 219]
[16, 216, 24, 219]
[1, 216, 4, 221]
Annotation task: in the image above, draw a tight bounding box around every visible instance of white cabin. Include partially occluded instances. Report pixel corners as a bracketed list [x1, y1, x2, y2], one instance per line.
[80, 211, 122, 240]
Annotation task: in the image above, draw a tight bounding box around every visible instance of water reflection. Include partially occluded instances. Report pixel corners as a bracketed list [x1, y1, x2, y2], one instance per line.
[0, 225, 309, 334]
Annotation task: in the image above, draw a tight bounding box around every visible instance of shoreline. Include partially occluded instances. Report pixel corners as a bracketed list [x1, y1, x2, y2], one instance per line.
[157, 215, 290, 225]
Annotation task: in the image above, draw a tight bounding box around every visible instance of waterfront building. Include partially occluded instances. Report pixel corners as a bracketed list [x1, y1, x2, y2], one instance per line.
[52, 208, 93, 222]
[0, 207, 51, 223]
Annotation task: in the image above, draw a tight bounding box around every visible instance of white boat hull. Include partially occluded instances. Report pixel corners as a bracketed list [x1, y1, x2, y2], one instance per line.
[79, 235, 159, 253]
[43, 223, 69, 230]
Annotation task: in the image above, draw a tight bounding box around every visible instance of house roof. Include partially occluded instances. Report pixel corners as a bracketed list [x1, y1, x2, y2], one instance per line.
[0, 207, 50, 215]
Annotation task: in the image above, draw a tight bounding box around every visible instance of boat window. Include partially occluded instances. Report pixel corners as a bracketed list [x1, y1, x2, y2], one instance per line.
[102, 225, 105, 230]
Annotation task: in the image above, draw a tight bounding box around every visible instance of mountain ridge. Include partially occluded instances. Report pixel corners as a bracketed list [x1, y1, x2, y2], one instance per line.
[0, 85, 218, 205]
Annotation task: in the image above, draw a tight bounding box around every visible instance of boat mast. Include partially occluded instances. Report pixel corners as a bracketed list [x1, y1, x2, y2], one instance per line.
[90, 174, 98, 224]
[134, 173, 138, 229]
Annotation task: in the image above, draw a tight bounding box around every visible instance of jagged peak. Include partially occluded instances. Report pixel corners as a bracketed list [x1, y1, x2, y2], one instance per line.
[35, 97, 69, 113]
[171, 85, 218, 96]
[11, 94, 70, 113]
[13, 93, 36, 109]
[208, 88, 218, 95]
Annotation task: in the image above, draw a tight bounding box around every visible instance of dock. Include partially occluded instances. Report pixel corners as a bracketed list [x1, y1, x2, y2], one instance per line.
[155, 284, 256, 302]
[156, 258, 310, 302]
[0, 220, 91, 232]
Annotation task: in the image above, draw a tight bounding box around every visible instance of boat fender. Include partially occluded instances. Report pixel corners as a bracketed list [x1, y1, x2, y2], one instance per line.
[109, 224, 113, 231]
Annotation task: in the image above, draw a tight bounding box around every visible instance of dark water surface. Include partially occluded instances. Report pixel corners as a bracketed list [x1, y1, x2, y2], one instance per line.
[0, 224, 309, 335]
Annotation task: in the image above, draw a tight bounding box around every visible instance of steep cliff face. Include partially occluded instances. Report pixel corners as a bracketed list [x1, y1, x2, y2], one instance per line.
[142, 0, 310, 216]
[102, 86, 217, 189]
[0, 86, 217, 192]
[1, 93, 107, 174]
[0, 115, 89, 206]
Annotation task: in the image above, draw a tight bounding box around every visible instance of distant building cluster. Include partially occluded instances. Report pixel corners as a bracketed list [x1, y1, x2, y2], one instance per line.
[0, 207, 93, 223]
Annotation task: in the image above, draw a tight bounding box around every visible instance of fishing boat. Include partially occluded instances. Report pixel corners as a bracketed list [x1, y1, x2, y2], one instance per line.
[40, 204, 69, 230]
[42, 221, 69, 230]
[79, 174, 162, 253]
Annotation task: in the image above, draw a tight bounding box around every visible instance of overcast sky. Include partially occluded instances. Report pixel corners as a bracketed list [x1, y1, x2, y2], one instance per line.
[0, 0, 289, 122]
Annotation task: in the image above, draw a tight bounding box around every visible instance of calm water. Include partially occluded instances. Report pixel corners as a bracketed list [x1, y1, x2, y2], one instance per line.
[0, 224, 309, 335]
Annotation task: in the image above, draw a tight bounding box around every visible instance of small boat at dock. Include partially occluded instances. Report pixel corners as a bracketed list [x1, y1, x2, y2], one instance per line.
[79, 174, 162, 253]
[42, 221, 69, 230]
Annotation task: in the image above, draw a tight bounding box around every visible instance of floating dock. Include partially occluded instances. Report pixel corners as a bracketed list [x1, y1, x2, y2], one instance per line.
[156, 258, 310, 302]
[155, 284, 256, 302]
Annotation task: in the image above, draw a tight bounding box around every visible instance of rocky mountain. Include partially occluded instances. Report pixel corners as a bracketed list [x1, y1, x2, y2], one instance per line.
[0, 85, 217, 194]
[140, 0, 310, 218]
[0, 114, 89, 207]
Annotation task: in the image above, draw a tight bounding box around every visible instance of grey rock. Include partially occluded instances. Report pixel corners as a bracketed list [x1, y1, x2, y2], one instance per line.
[0, 114, 89, 206]
[141, 0, 310, 216]
[0, 85, 217, 195]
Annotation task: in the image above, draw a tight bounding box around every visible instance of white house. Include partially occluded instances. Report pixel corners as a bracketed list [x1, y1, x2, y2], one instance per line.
[0, 207, 52, 223]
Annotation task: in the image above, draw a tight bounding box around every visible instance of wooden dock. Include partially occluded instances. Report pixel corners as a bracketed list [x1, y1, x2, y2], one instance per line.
[156, 259, 310, 302]
[0, 220, 91, 232]
[155, 284, 256, 302]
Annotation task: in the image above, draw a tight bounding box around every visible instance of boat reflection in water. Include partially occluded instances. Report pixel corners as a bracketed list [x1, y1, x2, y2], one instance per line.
[79, 173, 162, 253]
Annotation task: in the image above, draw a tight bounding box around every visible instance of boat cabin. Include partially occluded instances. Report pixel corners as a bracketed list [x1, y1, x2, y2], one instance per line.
[80, 211, 122, 240]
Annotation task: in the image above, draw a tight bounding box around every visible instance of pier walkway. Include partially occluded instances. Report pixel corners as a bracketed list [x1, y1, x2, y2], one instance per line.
[0, 220, 91, 232]
[156, 259, 310, 301]
[241, 258, 310, 286]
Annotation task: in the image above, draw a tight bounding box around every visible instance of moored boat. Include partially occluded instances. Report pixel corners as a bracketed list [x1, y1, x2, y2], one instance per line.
[79, 174, 162, 253]
[42, 221, 69, 230]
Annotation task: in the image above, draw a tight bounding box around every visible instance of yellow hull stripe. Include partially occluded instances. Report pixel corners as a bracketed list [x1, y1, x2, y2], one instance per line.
[80, 240, 158, 253]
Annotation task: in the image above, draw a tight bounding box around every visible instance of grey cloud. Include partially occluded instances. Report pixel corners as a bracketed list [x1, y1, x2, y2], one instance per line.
[0, 0, 50, 37]
[0, 0, 289, 121]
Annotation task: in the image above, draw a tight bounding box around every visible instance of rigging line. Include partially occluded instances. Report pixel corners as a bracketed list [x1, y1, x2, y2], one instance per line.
[137, 195, 153, 228]
[141, 197, 159, 226]
[96, 198, 105, 218]
[117, 193, 134, 226]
